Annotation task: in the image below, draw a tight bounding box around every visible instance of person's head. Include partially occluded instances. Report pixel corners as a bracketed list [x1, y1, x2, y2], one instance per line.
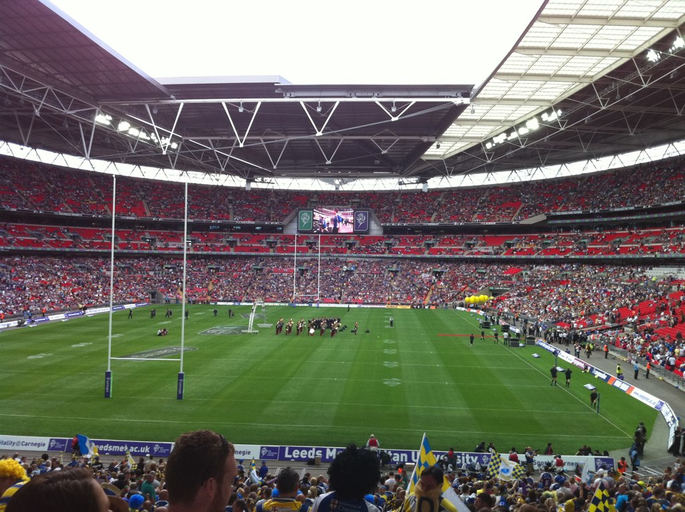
[474, 492, 494, 510]
[165, 430, 236, 512]
[6, 467, 110, 512]
[327, 445, 380, 501]
[0, 458, 29, 495]
[275, 467, 299, 496]
[419, 465, 443, 492]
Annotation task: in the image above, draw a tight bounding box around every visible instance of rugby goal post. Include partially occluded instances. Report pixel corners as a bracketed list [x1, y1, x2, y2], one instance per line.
[242, 299, 263, 334]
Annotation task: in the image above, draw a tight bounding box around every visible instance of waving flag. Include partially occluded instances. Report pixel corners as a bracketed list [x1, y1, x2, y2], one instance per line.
[249, 459, 262, 484]
[485, 453, 525, 481]
[76, 434, 99, 458]
[588, 482, 615, 512]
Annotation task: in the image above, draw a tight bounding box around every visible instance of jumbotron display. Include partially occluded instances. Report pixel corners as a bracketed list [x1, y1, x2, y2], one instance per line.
[297, 208, 369, 233]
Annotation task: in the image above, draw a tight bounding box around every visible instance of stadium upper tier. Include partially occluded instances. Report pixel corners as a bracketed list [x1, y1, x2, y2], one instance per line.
[1, 156, 684, 223]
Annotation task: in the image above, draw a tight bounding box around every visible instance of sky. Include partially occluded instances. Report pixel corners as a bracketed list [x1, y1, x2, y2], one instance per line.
[47, 0, 544, 87]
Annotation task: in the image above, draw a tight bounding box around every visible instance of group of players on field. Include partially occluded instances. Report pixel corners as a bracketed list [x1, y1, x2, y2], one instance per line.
[275, 317, 360, 337]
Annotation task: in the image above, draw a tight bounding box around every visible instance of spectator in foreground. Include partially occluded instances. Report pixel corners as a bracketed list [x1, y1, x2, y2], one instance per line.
[311, 445, 380, 512]
[5, 467, 119, 512]
[165, 430, 237, 512]
[256, 467, 301, 512]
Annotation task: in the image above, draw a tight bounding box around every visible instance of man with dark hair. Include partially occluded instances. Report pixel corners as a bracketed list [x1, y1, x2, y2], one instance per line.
[5, 467, 116, 512]
[256, 468, 301, 512]
[311, 445, 380, 512]
[550, 366, 558, 386]
[166, 430, 237, 512]
[401, 465, 456, 512]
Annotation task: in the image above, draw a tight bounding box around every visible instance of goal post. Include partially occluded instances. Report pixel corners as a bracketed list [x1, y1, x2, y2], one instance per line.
[242, 298, 263, 334]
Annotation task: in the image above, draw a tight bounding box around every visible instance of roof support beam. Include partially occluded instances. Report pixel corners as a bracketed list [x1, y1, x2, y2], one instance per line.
[494, 73, 593, 83]
[515, 47, 634, 58]
[536, 15, 680, 28]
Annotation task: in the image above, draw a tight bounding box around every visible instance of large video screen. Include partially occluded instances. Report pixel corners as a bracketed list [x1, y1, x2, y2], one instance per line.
[297, 208, 369, 233]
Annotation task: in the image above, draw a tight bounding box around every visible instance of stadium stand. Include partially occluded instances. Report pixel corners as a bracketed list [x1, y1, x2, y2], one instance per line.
[2, 156, 685, 223]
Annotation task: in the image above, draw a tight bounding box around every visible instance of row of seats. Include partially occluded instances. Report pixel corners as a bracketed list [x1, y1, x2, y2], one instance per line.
[3, 223, 685, 256]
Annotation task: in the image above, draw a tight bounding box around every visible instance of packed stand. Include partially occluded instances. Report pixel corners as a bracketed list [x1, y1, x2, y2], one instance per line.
[2, 156, 685, 224]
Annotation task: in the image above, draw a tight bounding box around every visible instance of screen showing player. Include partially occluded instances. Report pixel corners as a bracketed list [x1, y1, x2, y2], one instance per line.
[312, 208, 353, 234]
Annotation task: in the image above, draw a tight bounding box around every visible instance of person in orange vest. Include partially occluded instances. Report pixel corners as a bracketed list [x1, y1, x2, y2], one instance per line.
[646, 361, 651, 379]
[603, 343, 609, 359]
[617, 456, 628, 474]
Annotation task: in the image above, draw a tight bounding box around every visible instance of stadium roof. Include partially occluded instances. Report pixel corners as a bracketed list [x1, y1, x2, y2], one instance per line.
[0, 0, 683, 187]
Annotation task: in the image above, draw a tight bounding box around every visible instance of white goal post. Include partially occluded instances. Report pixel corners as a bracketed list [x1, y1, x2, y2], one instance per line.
[242, 299, 264, 334]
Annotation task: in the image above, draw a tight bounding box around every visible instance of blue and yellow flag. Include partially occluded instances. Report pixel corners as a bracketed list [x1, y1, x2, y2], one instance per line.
[76, 434, 99, 458]
[588, 482, 615, 512]
[407, 433, 450, 494]
[485, 452, 525, 481]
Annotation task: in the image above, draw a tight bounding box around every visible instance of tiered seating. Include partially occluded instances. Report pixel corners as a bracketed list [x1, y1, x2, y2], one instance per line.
[3, 155, 685, 223]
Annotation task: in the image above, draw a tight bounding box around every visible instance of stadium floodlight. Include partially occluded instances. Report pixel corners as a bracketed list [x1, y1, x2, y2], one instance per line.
[525, 118, 539, 131]
[646, 49, 660, 62]
[238, 102, 244, 113]
[672, 36, 685, 52]
[316, 101, 322, 113]
[117, 120, 131, 132]
[391, 101, 397, 113]
[95, 113, 112, 126]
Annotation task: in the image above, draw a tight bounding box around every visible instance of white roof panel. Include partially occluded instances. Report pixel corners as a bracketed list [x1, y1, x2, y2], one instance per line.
[424, 0, 685, 160]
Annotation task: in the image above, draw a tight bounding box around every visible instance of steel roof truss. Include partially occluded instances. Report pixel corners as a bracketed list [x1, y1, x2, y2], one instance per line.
[78, 116, 97, 160]
[668, 87, 685, 116]
[221, 101, 262, 147]
[299, 101, 340, 136]
[374, 101, 416, 122]
[14, 111, 35, 147]
[314, 137, 344, 165]
[370, 136, 400, 155]
[259, 137, 288, 170]
[146, 102, 184, 155]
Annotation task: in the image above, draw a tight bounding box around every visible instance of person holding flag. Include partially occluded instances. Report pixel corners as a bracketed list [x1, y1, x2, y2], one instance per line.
[401, 465, 456, 512]
[403, 434, 463, 512]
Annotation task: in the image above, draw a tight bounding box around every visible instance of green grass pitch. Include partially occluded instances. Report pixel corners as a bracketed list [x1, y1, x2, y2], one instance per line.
[0, 305, 655, 453]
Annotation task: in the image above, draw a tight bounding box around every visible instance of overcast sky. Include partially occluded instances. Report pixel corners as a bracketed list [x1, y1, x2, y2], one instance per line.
[47, 0, 543, 87]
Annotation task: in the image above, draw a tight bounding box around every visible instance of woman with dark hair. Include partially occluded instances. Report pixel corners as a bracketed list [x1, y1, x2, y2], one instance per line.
[6, 468, 114, 512]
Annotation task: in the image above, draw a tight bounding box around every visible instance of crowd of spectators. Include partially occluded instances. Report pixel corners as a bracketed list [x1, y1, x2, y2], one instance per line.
[2, 223, 685, 257]
[1, 432, 684, 512]
[2, 155, 685, 223]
